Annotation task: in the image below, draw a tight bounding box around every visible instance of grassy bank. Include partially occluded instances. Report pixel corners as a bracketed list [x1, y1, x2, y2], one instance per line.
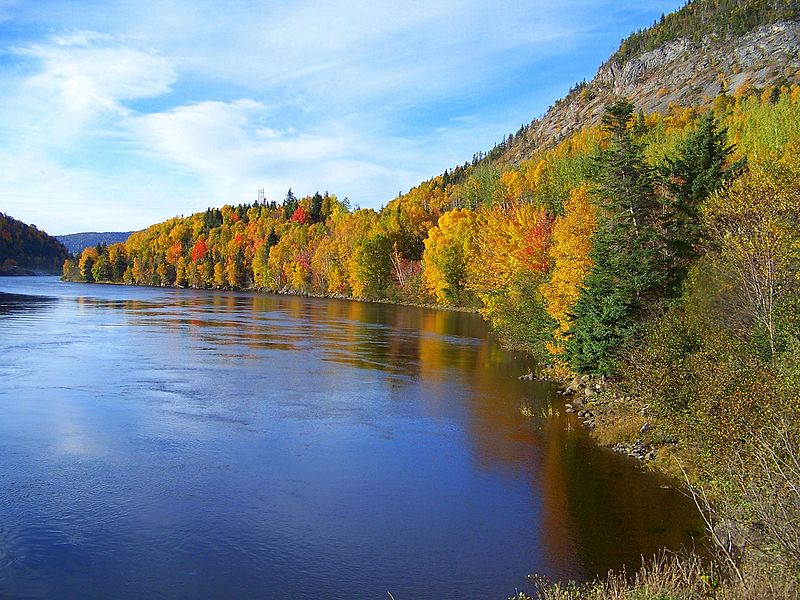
[519, 365, 800, 599]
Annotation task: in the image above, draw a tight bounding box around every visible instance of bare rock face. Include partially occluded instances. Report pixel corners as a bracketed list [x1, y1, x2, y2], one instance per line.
[504, 21, 800, 164]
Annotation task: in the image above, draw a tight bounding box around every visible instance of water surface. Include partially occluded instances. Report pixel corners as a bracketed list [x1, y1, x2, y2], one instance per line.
[0, 277, 701, 599]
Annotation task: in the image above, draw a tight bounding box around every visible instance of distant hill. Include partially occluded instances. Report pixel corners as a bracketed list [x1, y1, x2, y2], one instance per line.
[0, 213, 70, 275]
[57, 231, 134, 255]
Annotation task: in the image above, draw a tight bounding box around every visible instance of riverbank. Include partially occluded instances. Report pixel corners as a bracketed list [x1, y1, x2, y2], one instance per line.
[249, 284, 481, 313]
[517, 364, 800, 600]
[62, 277, 482, 314]
[532, 366, 700, 484]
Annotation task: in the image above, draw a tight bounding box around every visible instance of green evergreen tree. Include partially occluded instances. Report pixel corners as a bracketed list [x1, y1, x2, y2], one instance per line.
[283, 189, 298, 221]
[660, 113, 743, 293]
[567, 98, 668, 375]
[266, 227, 279, 248]
[112, 253, 127, 281]
[310, 192, 324, 223]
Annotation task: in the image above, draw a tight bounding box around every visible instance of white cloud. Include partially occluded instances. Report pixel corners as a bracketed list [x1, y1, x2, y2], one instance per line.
[13, 31, 175, 138]
[0, 1, 683, 233]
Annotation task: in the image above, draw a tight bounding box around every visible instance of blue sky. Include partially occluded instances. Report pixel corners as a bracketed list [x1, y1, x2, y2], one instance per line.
[0, 0, 684, 234]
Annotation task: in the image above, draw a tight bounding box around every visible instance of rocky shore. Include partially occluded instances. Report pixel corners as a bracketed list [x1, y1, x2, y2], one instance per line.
[523, 367, 673, 464]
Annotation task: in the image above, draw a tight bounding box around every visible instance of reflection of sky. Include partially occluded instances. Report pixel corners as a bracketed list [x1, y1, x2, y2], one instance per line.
[0, 277, 702, 598]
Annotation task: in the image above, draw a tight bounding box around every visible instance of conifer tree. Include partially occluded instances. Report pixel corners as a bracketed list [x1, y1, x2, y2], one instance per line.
[567, 98, 668, 375]
[660, 113, 742, 293]
[266, 227, 279, 249]
[283, 189, 298, 221]
[310, 192, 324, 223]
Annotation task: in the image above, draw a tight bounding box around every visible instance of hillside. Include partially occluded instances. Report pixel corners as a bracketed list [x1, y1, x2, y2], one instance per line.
[0, 213, 70, 275]
[497, 16, 800, 165]
[57, 231, 134, 255]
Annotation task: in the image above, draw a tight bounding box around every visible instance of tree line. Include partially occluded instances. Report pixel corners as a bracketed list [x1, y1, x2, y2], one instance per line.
[0, 213, 69, 274]
[64, 85, 800, 449]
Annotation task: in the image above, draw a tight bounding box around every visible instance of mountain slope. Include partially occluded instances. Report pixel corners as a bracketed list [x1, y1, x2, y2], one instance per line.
[57, 231, 134, 255]
[0, 213, 70, 275]
[500, 19, 800, 165]
[422, 0, 794, 175]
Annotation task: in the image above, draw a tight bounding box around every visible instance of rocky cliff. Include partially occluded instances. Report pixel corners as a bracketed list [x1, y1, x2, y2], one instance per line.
[503, 21, 800, 164]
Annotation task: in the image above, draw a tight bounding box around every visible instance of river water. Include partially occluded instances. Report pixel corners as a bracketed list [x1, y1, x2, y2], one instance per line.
[0, 277, 701, 599]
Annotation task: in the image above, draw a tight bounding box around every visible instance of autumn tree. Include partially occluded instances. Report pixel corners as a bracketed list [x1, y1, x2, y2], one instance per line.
[467, 203, 552, 308]
[540, 185, 597, 356]
[350, 229, 391, 298]
[91, 251, 112, 282]
[703, 156, 800, 364]
[290, 206, 311, 225]
[467, 203, 554, 353]
[78, 247, 99, 282]
[422, 208, 477, 304]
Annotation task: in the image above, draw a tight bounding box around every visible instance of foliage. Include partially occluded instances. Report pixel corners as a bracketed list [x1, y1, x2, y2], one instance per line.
[422, 209, 478, 305]
[349, 228, 392, 298]
[702, 155, 800, 363]
[60, 87, 800, 389]
[567, 99, 669, 375]
[659, 114, 742, 294]
[0, 213, 70, 274]
[540, 185, 597, 356]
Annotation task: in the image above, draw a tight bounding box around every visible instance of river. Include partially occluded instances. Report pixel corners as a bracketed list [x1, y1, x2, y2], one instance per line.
[0, 277, 702, 599]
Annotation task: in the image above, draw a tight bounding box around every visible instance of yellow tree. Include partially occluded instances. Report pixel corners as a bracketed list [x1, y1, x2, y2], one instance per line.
[540, 185, 598, 355]
[78, 247, 99, 282]
[213, 261, 226, 288]
[467, 202, 552, 305]
[703, 154, 800, 364]
[466, 202, 554, 353]
[422, 208, 477, 304]
[176, 256, 188, 287]
[500, 170, 528, 205]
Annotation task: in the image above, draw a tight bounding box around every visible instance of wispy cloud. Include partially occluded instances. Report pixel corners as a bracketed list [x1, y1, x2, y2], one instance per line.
[12, 31, 175, 139]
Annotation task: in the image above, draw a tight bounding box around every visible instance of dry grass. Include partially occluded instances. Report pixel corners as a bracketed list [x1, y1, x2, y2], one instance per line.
[584, 397, 648, 447]
[517, 551, 799, 600]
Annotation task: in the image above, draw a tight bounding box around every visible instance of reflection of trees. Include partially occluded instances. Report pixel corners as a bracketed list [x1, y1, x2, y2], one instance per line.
[86, 288, 702, 580]
[533, 417, 705, 579]
[0, 292, 56, 316]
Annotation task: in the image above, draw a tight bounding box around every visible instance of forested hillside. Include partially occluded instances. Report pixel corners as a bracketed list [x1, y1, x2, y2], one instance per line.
[63, 85, 800, 382]
[612, 0, 800, 63]
[57, 231, 134, 255]
[0, 213, 70, 274]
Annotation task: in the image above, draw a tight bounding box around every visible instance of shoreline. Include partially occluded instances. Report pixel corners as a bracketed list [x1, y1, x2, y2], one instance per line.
[532, 365, 682, 475]
[61, 277, 482, 314]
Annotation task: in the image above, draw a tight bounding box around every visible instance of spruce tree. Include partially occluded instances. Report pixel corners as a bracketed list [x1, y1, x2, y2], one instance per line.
[283, 189, 298, 221]
[567, 98, 668, 375]
[660, 113, 742, 294]
[266, 227, 279, 249]
[310, 192, 324, 223]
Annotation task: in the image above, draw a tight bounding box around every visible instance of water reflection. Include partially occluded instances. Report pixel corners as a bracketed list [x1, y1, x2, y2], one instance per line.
[0, 278, 702, 599]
